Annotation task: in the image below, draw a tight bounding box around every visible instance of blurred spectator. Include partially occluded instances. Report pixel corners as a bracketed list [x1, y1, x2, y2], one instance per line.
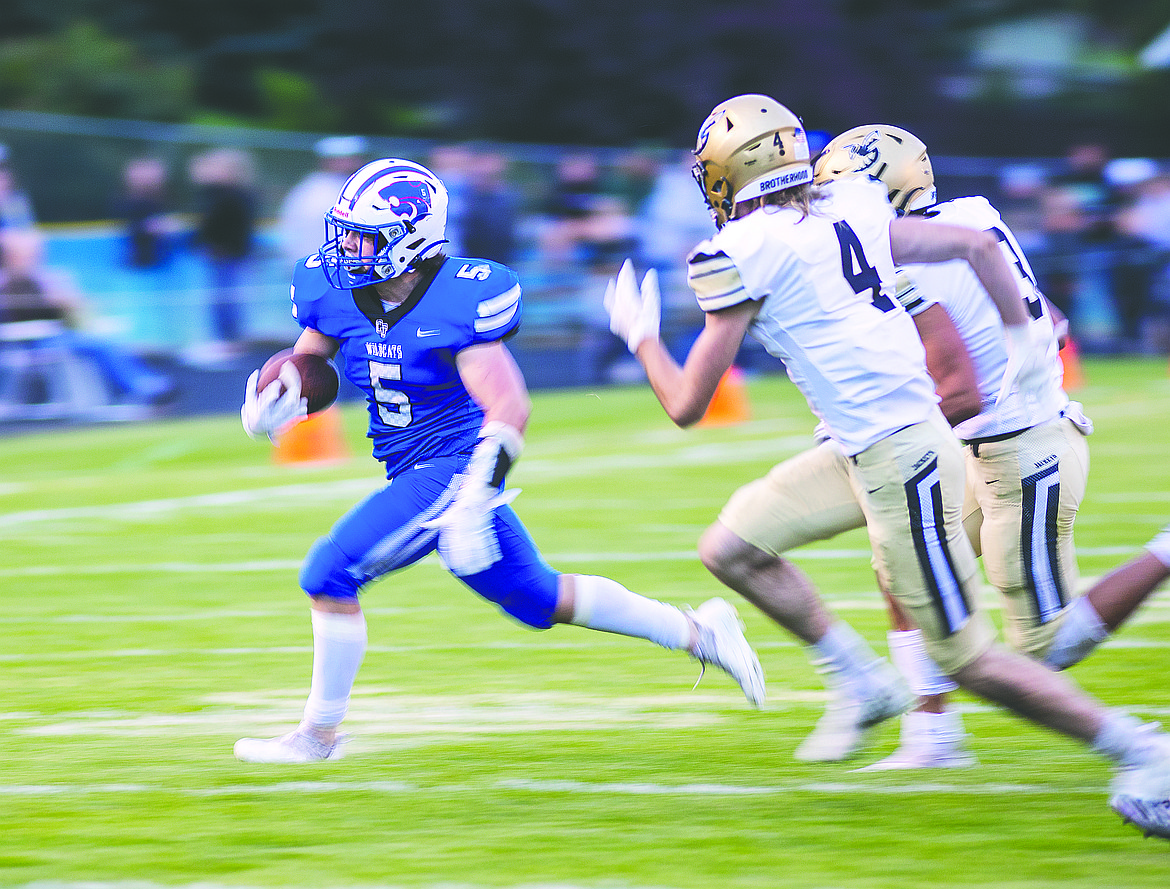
[1051, 141, 1120, 242]
[0, 144, 36, 231]
[0, 227, 175, 409]
[1116, 168, 1170, 350]
[428, 143, 474, 256]
[1105, 159, 1166, 347]
[277, 135, 368, 269]
[609, 149, 659, 217]
[1117, 168, 1170, 251]
[114, 156, 175, 269]
[189, 148, 257, 357]
[1038, 141, 1127, 344]
[542, 152, 638, 270]
[460, 151, 519, 265]
[636, 150, 713, 359]
[540, 152, 640, 382]
[542, 152, 603, 258]
[997, 164, 1048, 255]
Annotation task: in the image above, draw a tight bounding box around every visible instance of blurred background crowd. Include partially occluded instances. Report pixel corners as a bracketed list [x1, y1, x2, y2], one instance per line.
[1, 0, 1169, 424]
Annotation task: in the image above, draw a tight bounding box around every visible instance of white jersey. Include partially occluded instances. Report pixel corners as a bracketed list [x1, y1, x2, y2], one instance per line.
[687, 177, 938, 455]
[897, 196, 1067, 441]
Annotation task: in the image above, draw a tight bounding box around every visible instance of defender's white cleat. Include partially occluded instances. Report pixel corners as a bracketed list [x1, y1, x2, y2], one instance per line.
[234, 724, 347, 763]
[690, 597, 766, 708]
[1109, 721, 1170, 839]
[856, 710, 977, 771]
[795, 659, 916, 762]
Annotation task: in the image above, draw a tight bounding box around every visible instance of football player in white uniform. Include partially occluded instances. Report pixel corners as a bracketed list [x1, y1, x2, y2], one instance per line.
[812, 124, 1170, 771]
[605, 94, 1170, 839]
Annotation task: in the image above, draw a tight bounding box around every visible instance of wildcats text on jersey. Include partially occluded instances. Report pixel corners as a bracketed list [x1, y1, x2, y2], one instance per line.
[366, 342, 403, 360]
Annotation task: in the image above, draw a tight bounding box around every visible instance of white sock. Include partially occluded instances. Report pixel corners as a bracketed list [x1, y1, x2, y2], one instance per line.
[812, 622, 880, 696]
[1044, 596, 1108, 670]
[568, 575, 692, 651]
[1093, 710, 1149, 768]
[303, 609, 367, 729]
[888, 629, 958, 696]
[902, 709, 966, 744]
[1146, 524, 1170, 568]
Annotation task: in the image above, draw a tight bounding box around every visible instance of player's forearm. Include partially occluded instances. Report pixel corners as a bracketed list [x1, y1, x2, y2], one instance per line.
[890, 220, 1026, 329]
[965, 233, 1027, 328]
[635, 340, 709, 428]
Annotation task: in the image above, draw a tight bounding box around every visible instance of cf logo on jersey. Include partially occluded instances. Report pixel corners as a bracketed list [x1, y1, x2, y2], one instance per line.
[376, 319, 389, 338]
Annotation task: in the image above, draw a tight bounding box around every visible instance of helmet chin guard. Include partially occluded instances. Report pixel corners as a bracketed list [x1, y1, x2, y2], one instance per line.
[319, 158, 449, 288]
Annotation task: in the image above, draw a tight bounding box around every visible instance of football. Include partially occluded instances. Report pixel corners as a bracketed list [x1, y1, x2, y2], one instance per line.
[256, 349, 340, 415]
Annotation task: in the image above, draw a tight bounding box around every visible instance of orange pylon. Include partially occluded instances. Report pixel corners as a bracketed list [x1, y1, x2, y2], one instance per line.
[1059, 337, 1086, 391]
[700, 366, 751, 427]
[273, 405, 350, 465]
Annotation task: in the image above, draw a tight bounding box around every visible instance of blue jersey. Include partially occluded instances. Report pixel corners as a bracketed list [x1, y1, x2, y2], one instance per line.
[289, 255, 522, 478]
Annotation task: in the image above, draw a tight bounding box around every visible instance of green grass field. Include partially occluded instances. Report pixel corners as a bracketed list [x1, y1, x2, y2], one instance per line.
[3, 357, 1169, 888]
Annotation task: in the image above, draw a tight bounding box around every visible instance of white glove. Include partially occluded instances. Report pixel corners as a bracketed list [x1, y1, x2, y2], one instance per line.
[424, 424, 523, 576]
[603, 258, 661, 354]
[241, 363, 308, 441]
[996, 323, 1050, 407]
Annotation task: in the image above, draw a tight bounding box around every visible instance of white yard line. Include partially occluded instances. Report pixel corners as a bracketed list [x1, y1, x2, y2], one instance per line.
[0, 547, 1152, 579]
[0, 777, 1103, 799]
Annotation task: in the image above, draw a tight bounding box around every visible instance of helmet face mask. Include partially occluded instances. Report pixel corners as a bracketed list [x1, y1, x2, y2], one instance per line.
[319, 158, 449, 289]
[813, 125, 936, 215]
[692, 94, 813, 229]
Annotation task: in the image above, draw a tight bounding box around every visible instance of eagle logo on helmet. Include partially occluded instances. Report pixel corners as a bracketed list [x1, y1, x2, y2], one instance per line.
[846, 131, 883, 175]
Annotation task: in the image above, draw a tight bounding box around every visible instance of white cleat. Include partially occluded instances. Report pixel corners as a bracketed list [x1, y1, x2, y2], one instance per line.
[690, 597, 766, 708]
[1109, 721, 1170, 839]
[795, 659, 915, 762]
[234, 724, 347, 764]
[856, 743, 977, 772]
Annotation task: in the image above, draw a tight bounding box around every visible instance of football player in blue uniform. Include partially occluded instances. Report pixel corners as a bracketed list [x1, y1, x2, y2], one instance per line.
[234, 158, 765, 762]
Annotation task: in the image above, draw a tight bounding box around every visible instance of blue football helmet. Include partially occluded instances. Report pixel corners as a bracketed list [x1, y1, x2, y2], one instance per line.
[319, 158, 449, 289]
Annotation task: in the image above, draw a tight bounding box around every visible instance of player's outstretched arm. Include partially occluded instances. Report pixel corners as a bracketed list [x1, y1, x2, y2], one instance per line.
[605, 259, 753, 428]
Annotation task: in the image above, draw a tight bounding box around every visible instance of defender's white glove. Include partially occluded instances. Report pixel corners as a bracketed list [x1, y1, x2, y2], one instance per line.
[604, 259, 661, 354]
[425, 423, 523, 576]
[996, 322, 1050, 406]
[241, 363, 308, 441]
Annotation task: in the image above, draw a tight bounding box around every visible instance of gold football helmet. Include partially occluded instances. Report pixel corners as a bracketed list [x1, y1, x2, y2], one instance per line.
[813, 124, 936, 215]
[692, 94, 813, 229]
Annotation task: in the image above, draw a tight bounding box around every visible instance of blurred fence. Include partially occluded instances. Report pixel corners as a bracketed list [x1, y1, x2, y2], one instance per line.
[3, 110, 1169, 393]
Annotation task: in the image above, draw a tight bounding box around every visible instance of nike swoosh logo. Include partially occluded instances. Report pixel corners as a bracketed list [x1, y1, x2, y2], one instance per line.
[417, 327, 440, 337]
[866, 486, 885, 494]
[413, 463, 434, 470]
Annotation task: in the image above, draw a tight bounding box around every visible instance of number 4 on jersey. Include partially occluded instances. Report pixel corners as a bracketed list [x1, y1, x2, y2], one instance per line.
[834, 221, 895, 313]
